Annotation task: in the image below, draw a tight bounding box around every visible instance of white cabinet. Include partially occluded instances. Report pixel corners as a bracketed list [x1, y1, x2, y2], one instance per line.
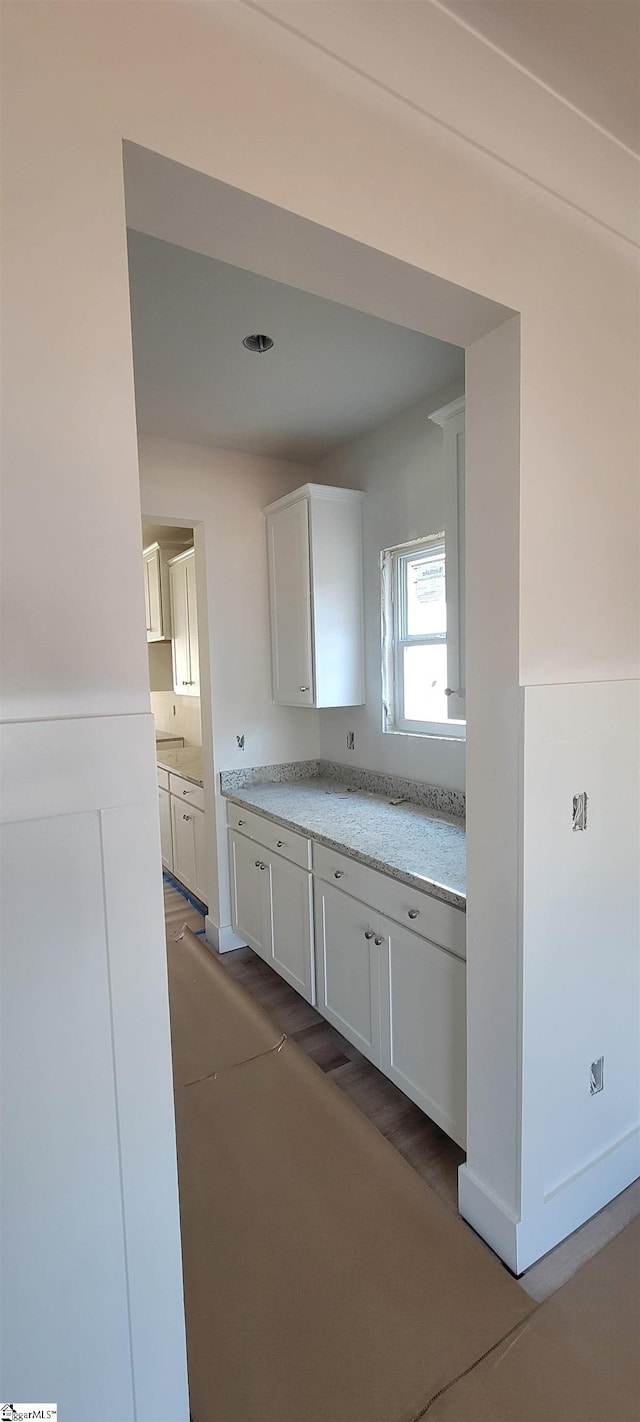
[229, 829, 273, 964]
[143, 542, 172, 642]
[379, 919, 466, 1147]
[169, 548, 199, 697]
[159, 760, 207, 903]
[170, 796, 206, 904]
[314, 880, 382, 1067]
[158, 785, 173, 870]
[269, 851, 314, 1001]
[315, 877, 466, 1144]
[229, 826, 315, 1004]
[263, 483, 364, 708]
[225, 799, 466, 1145]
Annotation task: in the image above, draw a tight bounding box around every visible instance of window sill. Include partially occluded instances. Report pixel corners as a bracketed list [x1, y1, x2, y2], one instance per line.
[384, 725, 467, 745]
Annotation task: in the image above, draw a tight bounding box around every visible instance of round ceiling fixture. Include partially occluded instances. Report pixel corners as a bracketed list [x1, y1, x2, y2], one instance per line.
[242, 333, 274, 354]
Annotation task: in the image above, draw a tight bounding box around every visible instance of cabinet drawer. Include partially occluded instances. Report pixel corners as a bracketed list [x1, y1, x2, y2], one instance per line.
[157, 766, 170, 791]
[226, 803, 311, 871]
[169, 773, 205, 812]
[313, 842, 465, 960]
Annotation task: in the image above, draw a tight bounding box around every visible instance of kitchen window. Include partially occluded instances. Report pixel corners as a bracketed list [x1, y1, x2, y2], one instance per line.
[382, 533, 466, 737]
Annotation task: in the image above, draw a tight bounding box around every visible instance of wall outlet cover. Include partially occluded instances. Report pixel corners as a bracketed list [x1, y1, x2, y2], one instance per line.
[347, 730, 355, 751]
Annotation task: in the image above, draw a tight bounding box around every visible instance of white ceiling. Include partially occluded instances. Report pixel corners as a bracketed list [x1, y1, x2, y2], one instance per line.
[438, 0, 640, 152]
[127, 230, 464, 464]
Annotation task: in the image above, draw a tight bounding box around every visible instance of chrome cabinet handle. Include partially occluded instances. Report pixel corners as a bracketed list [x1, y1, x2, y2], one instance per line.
[444, 687, 458, 697]
[374, 936, 384, 946]
[238, 819, 245, 826]
[254, 859, 262, 868]
[364, 931, 375, 940]
[299, 685, 309, 692]
[334, 870, 344, 879]
[182, 814, 192, 822]
[407, 909, 419, 920]
[277, 840, 284, 848]
[259, 863, 267, 872]
[182, 788, 193, 796]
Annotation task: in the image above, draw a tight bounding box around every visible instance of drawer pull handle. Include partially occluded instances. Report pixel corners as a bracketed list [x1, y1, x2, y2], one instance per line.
[183, 814, 192, 822]
[259, 863, 267, 872]
[182, 789, 193, 796]
[299, 685, 309, 693]
[334, 870, 344, 879]
[238, 819, 245, 826]
[407, 909, 420, 920]
[254, 859, 262, 867]
[277, 840, 284, 848]
[364, 931, 375, 940]
[374, 936, 384, 946]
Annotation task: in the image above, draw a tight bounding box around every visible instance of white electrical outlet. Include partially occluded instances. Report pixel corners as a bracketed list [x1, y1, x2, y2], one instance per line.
[347, 730, 355, 751]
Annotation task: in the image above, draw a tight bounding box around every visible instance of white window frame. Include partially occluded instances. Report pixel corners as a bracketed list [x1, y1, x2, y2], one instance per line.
[382, 395, 466, 740]
[382, 535, 465, 738]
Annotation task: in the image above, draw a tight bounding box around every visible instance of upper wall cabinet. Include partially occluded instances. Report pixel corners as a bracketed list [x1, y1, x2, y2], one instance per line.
[168, 547, 200, 697]
[263, 484, 364, 709]
[143, 541, 173, 642]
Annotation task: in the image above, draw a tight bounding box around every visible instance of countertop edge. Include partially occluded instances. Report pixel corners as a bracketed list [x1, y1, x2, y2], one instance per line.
[156, 757, 204, 788]
[222, 788, 466, 912]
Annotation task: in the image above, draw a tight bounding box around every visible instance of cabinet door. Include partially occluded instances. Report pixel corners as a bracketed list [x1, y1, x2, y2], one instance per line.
[171, 796, 197, 895]
[314, 882, 381, 1066]
[266, 499, 314, 706]
[185, 550, 200, 697]
[268, 853, 314, 1004]
[144, 546, 164, 642]
[379, 918, 466, 1147]
[158, 786, 173, 870]
[170, 559, 191, 694]
[192, 804, 207, 907]
[229, 830, 273, 962]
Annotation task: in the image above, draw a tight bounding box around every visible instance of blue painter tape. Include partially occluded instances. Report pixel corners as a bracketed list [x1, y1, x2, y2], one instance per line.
[163, 870, 207, 918]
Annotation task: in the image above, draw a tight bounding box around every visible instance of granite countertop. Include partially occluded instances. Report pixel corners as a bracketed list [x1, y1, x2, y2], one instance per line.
[222, 778, 466, 910]
[157, 746, 204, 787]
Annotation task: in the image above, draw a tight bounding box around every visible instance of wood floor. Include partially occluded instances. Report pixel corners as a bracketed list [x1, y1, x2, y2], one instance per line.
[163, 875, 640, 1302]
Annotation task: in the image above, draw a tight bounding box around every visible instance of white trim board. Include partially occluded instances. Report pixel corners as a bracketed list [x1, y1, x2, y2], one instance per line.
[460, 1127, 640, 1274]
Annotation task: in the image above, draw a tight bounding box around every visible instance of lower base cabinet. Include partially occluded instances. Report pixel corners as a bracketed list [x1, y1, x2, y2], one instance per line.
[158, 785, 173, 870]
[270, 853, 314, 1001]
[170, 796, 206, 904]
[379, 919, 466, 1147]
[229, 829, 273, 963]
[314, 881, 382, 1067]
[229, 829, 315, 1004]
[227, 806, 466, 1146]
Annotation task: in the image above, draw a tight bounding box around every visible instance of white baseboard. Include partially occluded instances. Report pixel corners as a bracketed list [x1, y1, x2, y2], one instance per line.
[460, 1125, 640, 1274]
[458, 1166, 520, 1271]
[204, 916, 245, 954]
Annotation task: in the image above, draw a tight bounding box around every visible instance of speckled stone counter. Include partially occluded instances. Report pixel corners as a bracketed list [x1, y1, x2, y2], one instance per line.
[157, 746, 204, 787]
[222, 778, 466, 911]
